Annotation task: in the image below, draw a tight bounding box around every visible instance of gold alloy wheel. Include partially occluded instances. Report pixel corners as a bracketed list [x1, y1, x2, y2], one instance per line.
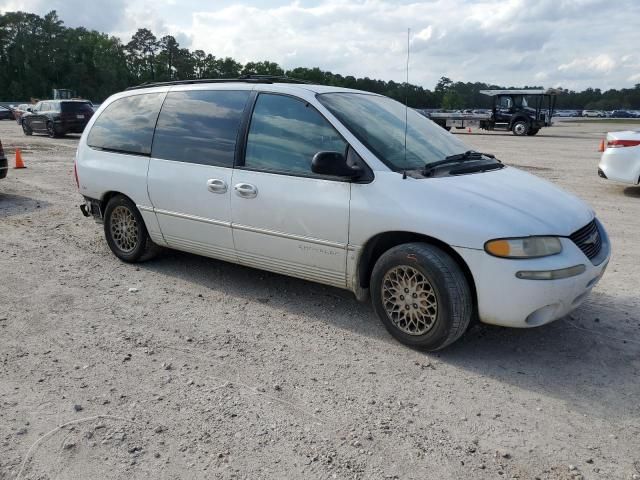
[110, 206, 138, 253]
[381, 265, 438, 335]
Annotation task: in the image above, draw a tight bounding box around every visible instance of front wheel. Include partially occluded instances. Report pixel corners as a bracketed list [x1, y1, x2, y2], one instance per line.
[527, 128, 540, 136]
[46, 122, 58, 138]
[104, 195, 160, 263]
[370, 243, 472, 350]
[22, 122, 32, 136]
[512, 120, 529, 136]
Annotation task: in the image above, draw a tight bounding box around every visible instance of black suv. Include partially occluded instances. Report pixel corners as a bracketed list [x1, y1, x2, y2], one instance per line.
[0, 139, 7, 179]
[22, 100, 94, 138]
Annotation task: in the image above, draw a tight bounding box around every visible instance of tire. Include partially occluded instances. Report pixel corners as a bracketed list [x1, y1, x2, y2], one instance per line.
[104, 195, 160, 263]
[370, 243, 472, 351]
[512, 120, 529, 136]
[46, 121, 58, 138]
[527, 128, 539, 136]
[22, 121, 32, 136]
[444, 126, 452, 131]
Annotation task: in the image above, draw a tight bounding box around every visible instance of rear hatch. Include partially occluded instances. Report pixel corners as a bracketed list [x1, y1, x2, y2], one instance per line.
[60, 101, 94, 127]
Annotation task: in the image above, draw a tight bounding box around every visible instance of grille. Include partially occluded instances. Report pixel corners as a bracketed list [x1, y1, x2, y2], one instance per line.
[570, 220, 602, 260]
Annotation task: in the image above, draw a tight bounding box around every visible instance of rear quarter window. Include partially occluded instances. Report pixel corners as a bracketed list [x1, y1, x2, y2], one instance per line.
[87, 93, 165, 155]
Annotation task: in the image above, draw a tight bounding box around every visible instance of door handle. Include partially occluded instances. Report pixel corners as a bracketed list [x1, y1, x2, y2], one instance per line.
[234, 183, 258, 199]
[207, 178, 227, 194]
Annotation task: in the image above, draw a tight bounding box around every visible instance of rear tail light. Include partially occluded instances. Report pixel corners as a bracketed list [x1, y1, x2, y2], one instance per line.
[607, 139, 640, 148]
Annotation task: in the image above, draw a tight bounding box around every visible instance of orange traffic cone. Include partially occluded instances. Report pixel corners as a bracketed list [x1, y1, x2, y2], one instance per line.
[598, 139, 605, 152]
[14, 148, 26, 169]
[467, 127, 472, 133]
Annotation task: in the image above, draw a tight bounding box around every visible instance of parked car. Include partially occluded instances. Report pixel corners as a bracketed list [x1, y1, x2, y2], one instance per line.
[76, 79, 610, 350]
[12, 104, 31, 124]
[0, 105, 14, 120]
[598, 130, 640, 184]
[582, 109, 605, 117]
[609, 110, 636, 119]
[0, 138, 7, 179]
[22, 100, 94, 137]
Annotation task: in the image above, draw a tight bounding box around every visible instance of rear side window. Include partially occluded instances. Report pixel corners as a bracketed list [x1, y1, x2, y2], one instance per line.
[152, 90, 250, 167]
[87, 93, 165, 155]
[62, 102, 93, 114]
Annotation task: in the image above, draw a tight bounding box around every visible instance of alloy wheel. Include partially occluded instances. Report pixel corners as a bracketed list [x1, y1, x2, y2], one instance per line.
[381, 265, 438, 335]
[110, 206, 138, 253]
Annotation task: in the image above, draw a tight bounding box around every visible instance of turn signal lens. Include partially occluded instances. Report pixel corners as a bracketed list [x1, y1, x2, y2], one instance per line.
[485, 237, 562, 258]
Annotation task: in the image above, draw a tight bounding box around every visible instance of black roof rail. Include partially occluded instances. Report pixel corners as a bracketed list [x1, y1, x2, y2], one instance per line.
[125, 75, 313, 91]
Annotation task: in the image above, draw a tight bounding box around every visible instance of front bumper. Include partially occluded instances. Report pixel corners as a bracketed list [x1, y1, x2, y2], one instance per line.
[455, 221, 611, 328]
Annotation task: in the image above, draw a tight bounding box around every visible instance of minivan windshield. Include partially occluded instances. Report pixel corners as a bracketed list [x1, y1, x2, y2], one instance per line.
[317, 93, 468, 171]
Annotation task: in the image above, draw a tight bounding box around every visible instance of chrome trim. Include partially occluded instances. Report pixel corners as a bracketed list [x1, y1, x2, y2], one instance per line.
[154, 208, 231, 227]
[143, 206, 349, 250]
[137, 205, 154, 212]
[232, 223, 346, 249]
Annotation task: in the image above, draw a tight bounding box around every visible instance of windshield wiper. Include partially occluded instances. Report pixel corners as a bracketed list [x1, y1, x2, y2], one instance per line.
[422, 150, 496, 177]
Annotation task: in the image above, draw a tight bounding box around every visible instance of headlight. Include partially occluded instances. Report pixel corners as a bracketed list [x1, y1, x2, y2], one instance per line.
[485, 237, 562, 258]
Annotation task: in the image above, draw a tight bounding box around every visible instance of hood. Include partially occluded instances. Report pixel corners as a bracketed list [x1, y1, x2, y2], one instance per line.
[360, 167, 595, 250]
[435, 166, 594, 236]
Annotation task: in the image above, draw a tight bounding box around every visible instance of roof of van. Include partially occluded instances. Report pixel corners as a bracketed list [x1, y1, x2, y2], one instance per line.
[125, 76, 376, 95]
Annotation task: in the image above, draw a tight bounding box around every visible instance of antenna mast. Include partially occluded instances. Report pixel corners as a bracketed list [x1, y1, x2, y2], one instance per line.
[404, 27, 410, 166]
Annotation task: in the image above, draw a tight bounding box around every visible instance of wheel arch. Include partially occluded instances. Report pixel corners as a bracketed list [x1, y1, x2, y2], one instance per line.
[356, 231, 477, 307]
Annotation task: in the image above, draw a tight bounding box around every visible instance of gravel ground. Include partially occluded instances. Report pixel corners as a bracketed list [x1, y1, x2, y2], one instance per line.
[0, 119, 639, 480]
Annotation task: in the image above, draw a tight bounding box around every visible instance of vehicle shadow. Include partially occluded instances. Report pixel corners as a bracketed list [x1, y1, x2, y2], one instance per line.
[141, 249, 387, 339]
[623, 186, 640, 198]
[141, 250, 639, 419]
[440, 292, 640, 419]
[0, 192, 50, 217]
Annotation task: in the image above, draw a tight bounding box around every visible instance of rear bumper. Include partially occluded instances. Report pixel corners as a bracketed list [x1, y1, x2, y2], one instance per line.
[598, 148, 640, 185]
[0, 157, 8, 179]
[454, 221, 611, 328]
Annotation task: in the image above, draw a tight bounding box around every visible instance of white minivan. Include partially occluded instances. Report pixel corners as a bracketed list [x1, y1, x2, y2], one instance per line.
[76, 78, 610, 350]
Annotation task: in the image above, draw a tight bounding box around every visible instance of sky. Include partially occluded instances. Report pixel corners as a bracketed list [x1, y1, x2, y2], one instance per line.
[1, 0, 639, 91]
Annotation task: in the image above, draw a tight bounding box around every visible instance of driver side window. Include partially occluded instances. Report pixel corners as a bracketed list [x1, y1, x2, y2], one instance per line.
[244, 93, 347, 176]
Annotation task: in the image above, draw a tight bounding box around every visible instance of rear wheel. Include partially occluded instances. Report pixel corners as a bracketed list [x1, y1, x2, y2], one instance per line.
[370, 243, 472, 350]
[512, 120, 529, 136]
[104, 195, 160, 263]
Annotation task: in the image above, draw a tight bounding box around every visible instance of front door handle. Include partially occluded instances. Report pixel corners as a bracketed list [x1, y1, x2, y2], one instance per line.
[207, 178, 227, 194]
[234, 183, 258, 199]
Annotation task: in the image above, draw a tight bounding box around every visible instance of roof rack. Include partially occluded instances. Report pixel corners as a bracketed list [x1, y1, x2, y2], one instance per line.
[125, 75, 313, 91]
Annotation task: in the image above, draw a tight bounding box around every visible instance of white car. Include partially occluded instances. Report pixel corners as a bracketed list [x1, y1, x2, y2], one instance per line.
[582, 110, 604, 118]
[598, 130, 640, 185]
[75, 79, 610, 350]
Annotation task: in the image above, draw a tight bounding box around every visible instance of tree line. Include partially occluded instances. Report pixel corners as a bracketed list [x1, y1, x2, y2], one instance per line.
[1, 10, 639, 109]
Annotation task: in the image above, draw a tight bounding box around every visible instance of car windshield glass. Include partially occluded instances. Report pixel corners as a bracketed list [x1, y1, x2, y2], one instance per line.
[317, 93, 468, 171]
[61, 102, 93, 113]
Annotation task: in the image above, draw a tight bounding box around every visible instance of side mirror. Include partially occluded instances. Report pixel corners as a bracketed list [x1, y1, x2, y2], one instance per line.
[311, 151, 363, 178]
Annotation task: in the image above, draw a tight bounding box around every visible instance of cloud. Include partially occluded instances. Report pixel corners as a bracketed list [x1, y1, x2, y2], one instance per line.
[0, 0, 127, 32]
[559, 55, 617, 74]
[2, 0, 639, 90]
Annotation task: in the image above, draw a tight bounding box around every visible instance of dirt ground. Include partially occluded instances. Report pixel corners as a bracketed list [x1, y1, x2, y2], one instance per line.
[0, 119, 639, 480]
